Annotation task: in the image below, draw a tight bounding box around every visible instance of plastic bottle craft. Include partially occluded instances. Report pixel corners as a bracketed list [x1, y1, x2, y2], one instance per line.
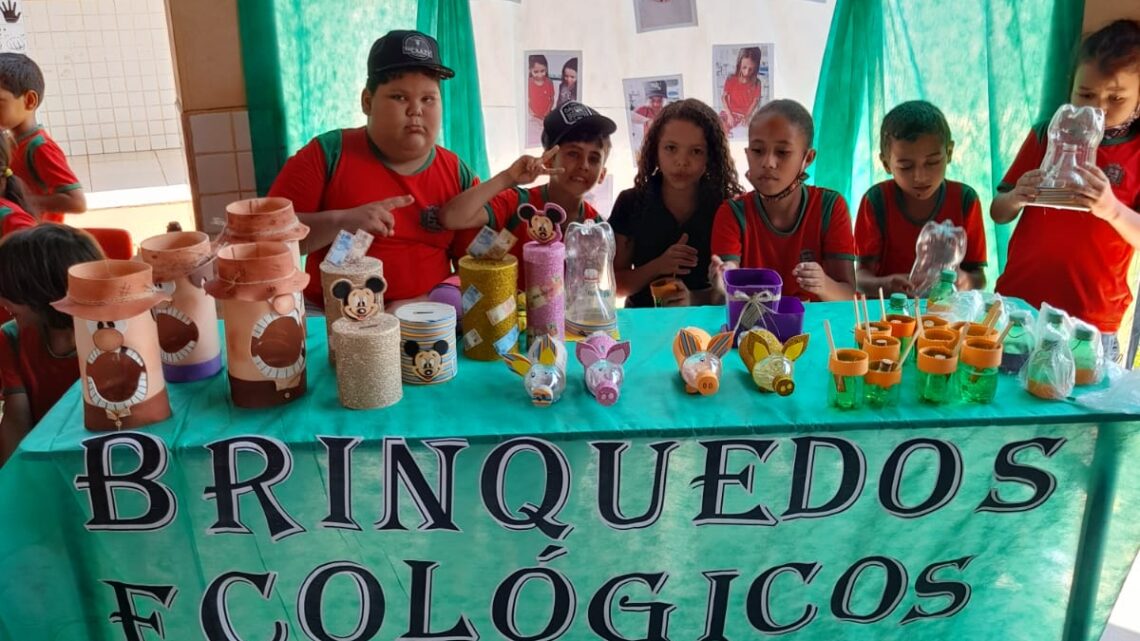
[1034, 104, 1105, 210]
[522, 203, 566, 344]
[1000, 311, 1036, 374]
[565, 218, 618, 338]
[503, 334, 568, 406]
[52, 260, 174, 430]
[1022, 328, 1076, 400]
[1070, 321, 1104, 386]
[738, 329, 808, 396]
[908, 221, 965, 298]
[672, 327, 734, 396]
[575, 332, 631, 406]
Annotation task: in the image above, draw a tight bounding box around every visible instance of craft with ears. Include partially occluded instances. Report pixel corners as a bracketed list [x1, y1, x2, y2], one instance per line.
[519, 202, 568, 244]
[51, 260, 173, 430]
[672, 327, 734, 396]
[138, 231, 222, 382]
[205, 242, 310, 408]
[575, 331, 631, 406]
[739, 329, 809, 396]
[504, 334, 568, 406]
[331, 276, 386, 322]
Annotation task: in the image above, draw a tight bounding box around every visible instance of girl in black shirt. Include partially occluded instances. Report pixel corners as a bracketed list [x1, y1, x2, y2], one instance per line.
[611, 99, 744, 307]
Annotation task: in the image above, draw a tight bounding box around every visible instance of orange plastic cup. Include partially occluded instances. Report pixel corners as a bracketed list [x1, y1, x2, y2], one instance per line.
[863, 335, 901, 363]
[866, 359, 902, 388]
[917, 328, 958, 352]
[886, 314, 917, 338]
[854, 321, 892, 346]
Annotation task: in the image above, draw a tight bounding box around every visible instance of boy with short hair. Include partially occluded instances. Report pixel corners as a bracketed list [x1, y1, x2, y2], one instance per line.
[0, 53, 86, 223]
[440, 100, 616, 287]
[268, 30, 480, 309]
[854, 100, 987, 294]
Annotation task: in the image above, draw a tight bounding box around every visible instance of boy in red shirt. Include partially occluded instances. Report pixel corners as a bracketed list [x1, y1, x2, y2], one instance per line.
[0, 54, 86, 223]
[710, 99, 856, 302]
[855, 100, 987, 295]
[992, 20, 1140, 359]
[440, 101, 616, 288]
[268, 30, 479, 310]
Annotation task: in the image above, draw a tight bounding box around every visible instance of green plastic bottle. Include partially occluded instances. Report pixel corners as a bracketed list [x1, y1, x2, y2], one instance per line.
[926, 269, 957, 313]
[1000, 311, 1035, 374]
[887, 293, 910, 317]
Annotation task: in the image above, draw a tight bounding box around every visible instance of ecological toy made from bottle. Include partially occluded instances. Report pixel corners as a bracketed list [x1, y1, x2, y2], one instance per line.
[575, 331, 631, 406]
[908, 220, 965, 298]
[503, 334, 568, 407]
[672, 327, 734, 396]
[738, 328, 809, 396]
[1034, 104, 1105, 210]
[565, 218, 618, 338]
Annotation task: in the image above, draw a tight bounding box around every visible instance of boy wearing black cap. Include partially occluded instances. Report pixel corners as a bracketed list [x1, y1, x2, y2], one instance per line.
[269, 30, 479, 309]
[631, 80, 668, 139]
[440, 100, 616, 287]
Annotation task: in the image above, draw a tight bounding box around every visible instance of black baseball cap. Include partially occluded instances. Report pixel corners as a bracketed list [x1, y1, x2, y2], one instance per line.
[541, 101, 617, 149]
[646, 81, 667, 99]
[367, 30, 455, 82]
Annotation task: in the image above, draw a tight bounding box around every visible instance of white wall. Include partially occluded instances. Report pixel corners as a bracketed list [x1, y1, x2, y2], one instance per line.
[469, 0, 835, 207]
[22, 0, 180, 156]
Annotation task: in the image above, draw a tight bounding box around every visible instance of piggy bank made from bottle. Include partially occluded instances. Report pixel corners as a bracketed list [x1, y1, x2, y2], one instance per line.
[672, 327, 734, 396]
[739, 328, 809, 396]
[565, 219, 618, 338]
[503, 334, 568, 406]
[575, 331, 631, 406]
[908, 220, 966, 298]
[1035, 104, 1105, 210]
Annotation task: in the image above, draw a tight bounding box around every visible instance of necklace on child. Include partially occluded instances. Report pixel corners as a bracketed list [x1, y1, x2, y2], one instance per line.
[759, 172, 808, 201]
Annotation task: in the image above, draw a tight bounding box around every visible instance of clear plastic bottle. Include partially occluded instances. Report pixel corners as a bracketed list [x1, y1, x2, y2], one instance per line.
[1000, 311, 1035, 374]
[585, 359, 625, 405]
[752, 356, 795, 396]
[682, 353, 722, 396]
[1024, 333, 1075, 400]
[565, 220, 617, 336]
[926, 269, 957, 314]
[1070, 325, 1102, 385]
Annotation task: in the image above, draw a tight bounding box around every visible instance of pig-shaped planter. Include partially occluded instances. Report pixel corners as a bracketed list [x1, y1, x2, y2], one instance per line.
[672, 327, 734, 396]
[739, 328, 809, 396]
[504, 334, 567, 406]
[575, 331, 631, 406]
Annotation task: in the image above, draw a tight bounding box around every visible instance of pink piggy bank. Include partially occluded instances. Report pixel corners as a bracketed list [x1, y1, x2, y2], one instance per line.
[575, 331, 631, 406]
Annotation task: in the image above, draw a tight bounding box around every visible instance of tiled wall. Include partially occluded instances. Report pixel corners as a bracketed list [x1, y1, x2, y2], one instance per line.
[22, 0, 181, 156]
[186, 109, 255, 234]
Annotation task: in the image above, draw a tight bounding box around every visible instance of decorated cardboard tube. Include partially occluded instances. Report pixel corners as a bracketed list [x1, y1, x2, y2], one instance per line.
[320, 256, 385, 364]
[218, 197, 309, 268]
[459, 255, 519, 361]
[332, 314, 402, 409]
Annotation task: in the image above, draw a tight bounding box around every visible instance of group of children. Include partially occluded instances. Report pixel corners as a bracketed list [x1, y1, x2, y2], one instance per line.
[1, 19, 1140, 461]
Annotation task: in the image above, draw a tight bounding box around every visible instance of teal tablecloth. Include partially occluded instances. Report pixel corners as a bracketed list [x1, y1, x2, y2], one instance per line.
[2, 303, 1138, 641]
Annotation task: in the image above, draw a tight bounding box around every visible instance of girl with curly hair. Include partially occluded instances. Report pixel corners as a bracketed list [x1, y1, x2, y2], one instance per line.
[611, 98, 744, 307]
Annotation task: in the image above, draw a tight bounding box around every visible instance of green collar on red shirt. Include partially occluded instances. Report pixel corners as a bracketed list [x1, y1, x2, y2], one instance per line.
[892, 180, 947, 226]
[15, 125, 43, 143]
[752, 185, 808, 237]
[365, 133, 436, 175]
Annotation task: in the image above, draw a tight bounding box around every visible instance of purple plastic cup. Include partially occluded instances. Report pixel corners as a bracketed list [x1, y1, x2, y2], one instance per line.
[758, 297, 806, 343]
[725, 268, 783, 338]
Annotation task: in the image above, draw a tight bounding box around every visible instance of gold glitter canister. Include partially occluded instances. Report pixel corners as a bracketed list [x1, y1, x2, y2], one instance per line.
[458, 255, 519, 360]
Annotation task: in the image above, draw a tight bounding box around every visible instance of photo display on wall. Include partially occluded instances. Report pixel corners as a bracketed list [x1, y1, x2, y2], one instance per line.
[523, 50, 582, 149]
[712, 43, 774, 141]
[622, 74, 684, 159]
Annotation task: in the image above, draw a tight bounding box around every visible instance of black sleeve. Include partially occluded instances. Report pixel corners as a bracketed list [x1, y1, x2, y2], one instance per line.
[608, 188, 640, 238]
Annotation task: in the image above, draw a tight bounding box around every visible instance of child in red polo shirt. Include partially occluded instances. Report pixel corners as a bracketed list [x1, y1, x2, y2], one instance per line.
[719, 47, 764, 137]
[440, 101, 616, 288]
[992, 20, 1140, 360]
[856, 100, 987, 295]
[710, 99, 856, 302]
[268, 30, 479, 310]
[0, 54, 86, 224]
[0, 224, 104, 466]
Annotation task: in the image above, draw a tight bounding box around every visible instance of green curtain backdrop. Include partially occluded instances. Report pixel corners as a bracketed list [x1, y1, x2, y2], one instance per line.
[236, 0, 490, 194]
[811, 0, 1086, 282]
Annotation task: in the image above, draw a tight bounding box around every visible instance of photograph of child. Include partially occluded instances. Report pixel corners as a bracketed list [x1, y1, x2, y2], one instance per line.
[712, 43, 773, 141]
[623, 75, 683, 157]
[523, 50, 582, 148]
[633, 0, 698, 33]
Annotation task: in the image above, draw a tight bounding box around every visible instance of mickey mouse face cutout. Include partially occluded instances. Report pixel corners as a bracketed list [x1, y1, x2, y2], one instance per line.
[404, 339, 449, 381]
[331, 276, 386, 321]
[518, 202, 568, 244]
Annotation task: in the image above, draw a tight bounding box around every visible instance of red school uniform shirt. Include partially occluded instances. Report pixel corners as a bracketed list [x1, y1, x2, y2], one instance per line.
[995, 121, 1140, 332]
[722, 76, 761, 118]
[528, 79, 555, 119]
[12, 126, 82, 224]
[477, 185, 599, 289]
[855, 179, 987, 278]
[268, 128, 479, 307]
[0, 196, 34, 237]
[711, 186, 856, 301]
[0, 321, 80, 425]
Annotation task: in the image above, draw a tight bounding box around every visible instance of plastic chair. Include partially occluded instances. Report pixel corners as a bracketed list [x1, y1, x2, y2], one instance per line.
[82, 227, 133, 260]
